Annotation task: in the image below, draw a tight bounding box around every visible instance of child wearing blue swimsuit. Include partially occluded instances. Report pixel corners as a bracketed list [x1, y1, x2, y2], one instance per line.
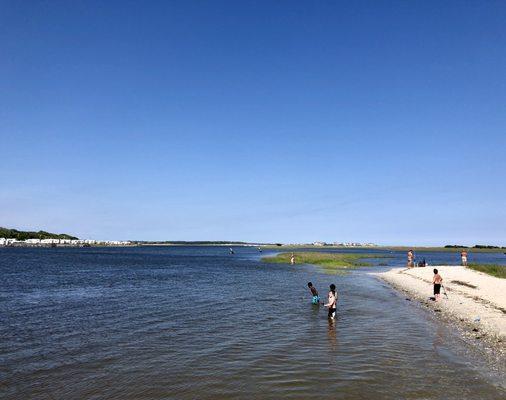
[307, 282, 320, 304]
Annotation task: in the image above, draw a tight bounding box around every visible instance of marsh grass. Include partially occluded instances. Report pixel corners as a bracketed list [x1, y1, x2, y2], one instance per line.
[467, 264, 506, 279]
[262, 252, 390, 274]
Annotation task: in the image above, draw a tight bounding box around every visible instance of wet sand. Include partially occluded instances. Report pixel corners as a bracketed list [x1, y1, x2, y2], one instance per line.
[375, 266, 506, 356]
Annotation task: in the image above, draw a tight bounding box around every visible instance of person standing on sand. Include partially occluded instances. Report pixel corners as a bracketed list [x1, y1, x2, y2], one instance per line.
[461, 250, 468, 266]
[290, 253, 295, 265]
[324, 284, 337, 319]
[307, 282, 320, 304]
[432, 269, 443, 301]
[407, 250, 414, 268]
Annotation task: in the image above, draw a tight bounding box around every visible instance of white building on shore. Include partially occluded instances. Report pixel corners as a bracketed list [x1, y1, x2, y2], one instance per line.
[334, 242, 378, 247]
[41, 238, 60, 244]
[0, 237, 132, 247]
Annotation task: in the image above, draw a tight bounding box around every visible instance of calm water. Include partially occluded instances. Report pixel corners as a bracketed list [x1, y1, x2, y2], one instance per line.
[1, 246, 505, 399]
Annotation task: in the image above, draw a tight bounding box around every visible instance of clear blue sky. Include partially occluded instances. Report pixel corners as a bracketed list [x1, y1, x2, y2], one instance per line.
[1, 1, 505, 245]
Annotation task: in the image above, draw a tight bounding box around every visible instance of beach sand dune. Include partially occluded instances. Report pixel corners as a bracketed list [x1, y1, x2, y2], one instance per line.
[375, 266, 506, 345]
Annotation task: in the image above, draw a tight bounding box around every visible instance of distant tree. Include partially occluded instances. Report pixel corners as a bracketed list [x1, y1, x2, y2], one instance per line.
[0, 227, 78, 240]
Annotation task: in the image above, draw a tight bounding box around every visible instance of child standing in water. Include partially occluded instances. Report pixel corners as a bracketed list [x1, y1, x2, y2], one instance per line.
[432, 269, 443, 301]
[324, 284, 337, 319]
[307, 282, 320, 304]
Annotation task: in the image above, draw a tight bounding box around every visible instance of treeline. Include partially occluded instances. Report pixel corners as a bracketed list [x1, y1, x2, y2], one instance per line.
[445, 244, 506, 249]
[0, 227, 78, 241]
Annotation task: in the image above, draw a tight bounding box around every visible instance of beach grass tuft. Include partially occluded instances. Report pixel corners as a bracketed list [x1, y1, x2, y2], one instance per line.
[467, 264, 506, 279]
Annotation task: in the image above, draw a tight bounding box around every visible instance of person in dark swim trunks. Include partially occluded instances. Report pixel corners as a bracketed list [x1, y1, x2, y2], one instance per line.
[324, 284, 337, 319]
[307, 282, 320, 304]
[432, 268, 443, 301]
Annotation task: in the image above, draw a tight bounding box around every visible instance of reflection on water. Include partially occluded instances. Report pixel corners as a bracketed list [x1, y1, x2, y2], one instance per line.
[0, 246, 504, 400]
[327, 318, 338, 351]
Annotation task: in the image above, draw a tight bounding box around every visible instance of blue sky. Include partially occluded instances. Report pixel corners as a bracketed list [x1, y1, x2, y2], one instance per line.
[1, 1, 505, 245]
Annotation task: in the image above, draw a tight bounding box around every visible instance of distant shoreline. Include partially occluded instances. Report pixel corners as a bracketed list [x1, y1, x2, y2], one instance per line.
[2, 242, 505, 254]
[261, 245, 506, 253]
[136, 242, 266, 247]
[0, 243, 135, 248]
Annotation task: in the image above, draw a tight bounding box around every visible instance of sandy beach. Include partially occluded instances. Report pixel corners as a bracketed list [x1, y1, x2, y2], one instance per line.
[375, 266, 506, 349]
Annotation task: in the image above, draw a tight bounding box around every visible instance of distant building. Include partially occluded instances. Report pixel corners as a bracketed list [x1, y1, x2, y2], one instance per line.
[0, 236, 132, 247]
[41, 238, 60, 244]
[336, 242, 378, 247]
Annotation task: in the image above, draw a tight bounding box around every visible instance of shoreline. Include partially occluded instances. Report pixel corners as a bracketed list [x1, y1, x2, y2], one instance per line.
[373, 266, 506, 359]
[0, 244, 135, 248]
[262, 245, 506, 253]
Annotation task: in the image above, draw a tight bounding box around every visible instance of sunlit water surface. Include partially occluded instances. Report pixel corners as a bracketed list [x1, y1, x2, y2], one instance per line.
[1, 246, 505, 399]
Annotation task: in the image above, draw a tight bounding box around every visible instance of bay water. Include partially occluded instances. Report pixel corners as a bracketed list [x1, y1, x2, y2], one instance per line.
[1, 246, 505, 399]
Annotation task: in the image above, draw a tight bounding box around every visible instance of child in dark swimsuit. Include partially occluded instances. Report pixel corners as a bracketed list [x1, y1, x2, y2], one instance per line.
[324, 284, 337, 319]
[432, 269, 443, 301]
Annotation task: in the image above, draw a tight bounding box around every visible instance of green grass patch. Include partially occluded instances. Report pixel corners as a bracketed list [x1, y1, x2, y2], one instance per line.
[467, 264, 506, 279]
[262, 252, 389, 274]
